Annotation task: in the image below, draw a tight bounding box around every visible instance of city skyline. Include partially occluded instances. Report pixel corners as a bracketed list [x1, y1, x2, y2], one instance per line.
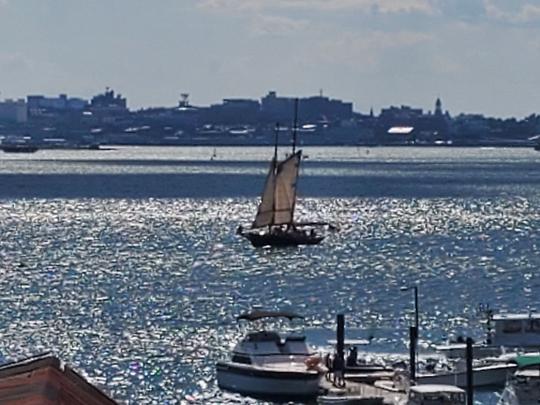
[1, 0, 540, 118]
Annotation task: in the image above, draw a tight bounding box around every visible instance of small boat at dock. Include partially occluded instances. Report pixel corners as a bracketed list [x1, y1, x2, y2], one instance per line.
[416, 360, 516, 388]
[216, 310, 323, 400]
[498, 355, 540, 405]
[436, 311, 540, 360]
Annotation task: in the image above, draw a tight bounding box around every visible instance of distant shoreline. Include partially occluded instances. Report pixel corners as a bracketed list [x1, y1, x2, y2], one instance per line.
[97, 142, 536, 148]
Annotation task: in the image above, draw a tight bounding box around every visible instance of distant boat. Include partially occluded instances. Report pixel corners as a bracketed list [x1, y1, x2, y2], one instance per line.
[237, 100, 335, 247]
[527, 134, 540, 151]
[0, 144, 39, 153]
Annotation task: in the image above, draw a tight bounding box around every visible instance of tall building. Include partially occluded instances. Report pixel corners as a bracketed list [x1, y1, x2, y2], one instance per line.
[205, 98, 260, 124]
[260, 91, 353, 123]
[90, 88, 127, 111]
[434, 97, 443, 116]
[27, 94, 88, 113]
[0, 99, 27, 123]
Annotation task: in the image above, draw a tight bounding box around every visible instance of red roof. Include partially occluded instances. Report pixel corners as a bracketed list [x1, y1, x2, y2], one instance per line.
[0, 356, 117, 405]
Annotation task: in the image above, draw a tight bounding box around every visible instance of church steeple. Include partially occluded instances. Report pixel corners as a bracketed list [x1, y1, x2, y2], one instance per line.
[435, 97, 442, 116]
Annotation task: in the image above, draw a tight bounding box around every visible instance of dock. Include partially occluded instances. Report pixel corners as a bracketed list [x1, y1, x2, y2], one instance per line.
[320, 377, 407, 404]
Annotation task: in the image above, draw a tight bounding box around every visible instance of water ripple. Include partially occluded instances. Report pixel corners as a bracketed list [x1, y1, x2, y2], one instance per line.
[0, 195, 539, 403]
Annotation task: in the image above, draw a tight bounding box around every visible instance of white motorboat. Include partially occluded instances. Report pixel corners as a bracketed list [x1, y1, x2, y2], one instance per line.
[437, 311, 540, 359]
[417, 360, 516, 388]
[216, 310, 323, 400]
[498, 355, 540, 405]
[403, 384, 466, 405]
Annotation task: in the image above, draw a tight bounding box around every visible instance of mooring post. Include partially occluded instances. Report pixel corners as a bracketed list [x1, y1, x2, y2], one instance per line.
[337, 314, 345, 363]
[409, 326, 417, 382]
[466, 337, 474, 405]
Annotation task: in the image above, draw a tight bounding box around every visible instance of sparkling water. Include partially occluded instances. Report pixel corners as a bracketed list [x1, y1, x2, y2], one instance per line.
[0, 146, 539, 404]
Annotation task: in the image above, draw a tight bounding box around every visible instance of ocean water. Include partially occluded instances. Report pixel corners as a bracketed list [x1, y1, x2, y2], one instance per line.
[0, 146, 539, 404]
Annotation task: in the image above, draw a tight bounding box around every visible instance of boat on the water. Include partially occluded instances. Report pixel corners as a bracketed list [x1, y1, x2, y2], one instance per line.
[436, 310, 540, 359]
[0, 135, 39, 153]
[238, 101, 334, 247]
[416, 360, 516, 388]
[0, 143, 39, 153]
[216, 310, 323, 400]
[499, 355, 540, 405]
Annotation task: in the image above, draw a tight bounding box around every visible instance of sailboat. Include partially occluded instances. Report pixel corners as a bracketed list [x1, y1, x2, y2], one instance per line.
[238, 101, 332, 248]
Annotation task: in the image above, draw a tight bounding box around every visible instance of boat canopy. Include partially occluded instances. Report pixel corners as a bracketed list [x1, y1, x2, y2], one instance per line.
[514, 355, 540, 369]
[237, 310, 304, 322]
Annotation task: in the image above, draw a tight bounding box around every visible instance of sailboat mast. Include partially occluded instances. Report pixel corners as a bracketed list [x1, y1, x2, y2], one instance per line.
[292, 98, 298, 155]
[274, 122, 279, 163]
[290, 101, 300, 227]
[289, 150, 301, 227]
[270, 123, 279, 228]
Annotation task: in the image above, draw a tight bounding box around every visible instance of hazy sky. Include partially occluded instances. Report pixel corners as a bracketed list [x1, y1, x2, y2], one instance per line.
[1, 0, 540, 117]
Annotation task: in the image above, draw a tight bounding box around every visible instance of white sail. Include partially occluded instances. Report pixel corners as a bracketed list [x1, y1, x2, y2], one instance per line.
[272, 151, 301, 225]
[252, 160, 277, 228]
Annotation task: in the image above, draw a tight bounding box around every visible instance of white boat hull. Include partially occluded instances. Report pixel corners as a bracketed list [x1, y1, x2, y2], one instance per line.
[417, 364, 516, 388]
[435, 343, 502, 360]
[318, 395, 384, 404]
[216, 361, 321, 399]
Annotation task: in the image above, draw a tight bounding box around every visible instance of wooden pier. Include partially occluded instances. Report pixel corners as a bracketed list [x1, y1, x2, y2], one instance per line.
[320, 377, 407, 404]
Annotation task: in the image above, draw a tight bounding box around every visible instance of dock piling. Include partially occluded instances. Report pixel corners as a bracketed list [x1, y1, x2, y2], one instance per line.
[409, 326, 417, 382]
[466, 337, 474, 405]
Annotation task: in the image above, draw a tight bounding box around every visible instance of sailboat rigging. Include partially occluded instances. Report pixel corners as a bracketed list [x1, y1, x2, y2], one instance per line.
[237, 99, 334, 247]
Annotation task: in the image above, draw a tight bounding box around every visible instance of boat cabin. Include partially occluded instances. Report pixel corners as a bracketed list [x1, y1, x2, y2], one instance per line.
[407, 384, 465, 405]
[232, 331, 312, 362]
[231, 310, 313, 365]
[491, 313, 540, 347]
[437, 312, 540, 359]
[502, 355, 540, 404]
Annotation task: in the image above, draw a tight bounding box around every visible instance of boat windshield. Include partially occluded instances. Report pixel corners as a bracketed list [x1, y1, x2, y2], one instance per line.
[238, 316, 306, 341]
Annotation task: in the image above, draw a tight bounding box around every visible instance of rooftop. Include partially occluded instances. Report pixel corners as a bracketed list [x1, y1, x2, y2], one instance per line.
[492, 312, 540, 321]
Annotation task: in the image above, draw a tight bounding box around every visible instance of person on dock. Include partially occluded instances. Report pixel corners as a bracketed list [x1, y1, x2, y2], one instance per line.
[332, 354, 345, 388]
[346, 346, 358, 367]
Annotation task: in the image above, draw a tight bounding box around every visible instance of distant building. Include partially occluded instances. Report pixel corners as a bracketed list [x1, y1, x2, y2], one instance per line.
[205, 98, 260, 124]
[261, 91, 294, 122]
[27, 94, 88, 114]
[376, 99, 452, 143]
[0, 99, 28, 123]
[299, 95, 353, 122]
[90, 88, 127, 111]
[260, 91, 353, 123]
[451, 114, 490, 138]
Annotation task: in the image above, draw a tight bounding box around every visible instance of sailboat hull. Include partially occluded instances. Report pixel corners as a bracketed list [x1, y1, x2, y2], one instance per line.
[243, 231, 324, 247]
